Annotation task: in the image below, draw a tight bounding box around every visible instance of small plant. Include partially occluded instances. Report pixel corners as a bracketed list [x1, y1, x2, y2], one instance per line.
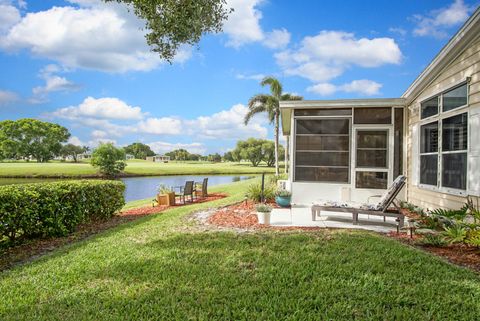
[442, 225, 467, 244]
[465, 230, 480, 247]
[275, 189, 291, 197]
[416, 233, 448, 247]
[430, 208, 467, 221]
[255, 204, 272, 213]
[157, 184, 173, 194]
[246, 183, 275, 202]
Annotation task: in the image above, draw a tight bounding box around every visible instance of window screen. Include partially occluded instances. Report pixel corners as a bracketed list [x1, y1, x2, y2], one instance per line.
[356, 130, 387, 168]
[441, 112, 467, 190]
[354, 107, 391, 124]
[356, 172, 388, 189]
[420, 121, 438, 186]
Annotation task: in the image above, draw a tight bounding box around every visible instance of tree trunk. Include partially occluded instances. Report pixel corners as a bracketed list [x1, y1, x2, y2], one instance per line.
[274, 113, 279, 176]
[285, 136, 289, 174]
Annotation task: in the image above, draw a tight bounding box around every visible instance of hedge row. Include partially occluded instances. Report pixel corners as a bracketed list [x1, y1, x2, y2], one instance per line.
[0, 180, 125, 242]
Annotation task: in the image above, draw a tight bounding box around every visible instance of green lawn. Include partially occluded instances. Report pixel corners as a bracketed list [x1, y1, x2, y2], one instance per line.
[0, 160, 277, 178]
[1, 179, 480, 320]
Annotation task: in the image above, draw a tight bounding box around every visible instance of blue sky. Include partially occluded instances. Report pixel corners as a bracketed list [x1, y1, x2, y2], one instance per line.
[0, 0, 478, 155]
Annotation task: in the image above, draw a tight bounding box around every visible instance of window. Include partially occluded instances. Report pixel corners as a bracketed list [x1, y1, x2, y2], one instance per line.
[443, 83, 467, 112]
[421, 96, 438, 119]
[295, 118, 350, 182]
[354, 107, 391, 124]
[294, 108, 352, 116]
[355, 130, 388, 189]
[441, 113, 467, 190]
[418, 82, 469, 192]
[420, 122, 438, 186]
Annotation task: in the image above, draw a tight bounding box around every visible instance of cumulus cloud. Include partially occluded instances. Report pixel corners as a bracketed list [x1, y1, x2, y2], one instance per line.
[67, 136, 84, 146]
[307, 79, 382, 96]
[0, 2, 21, 33]
[51, 96, 145, 120]
[136, 117, 183, 135]
[276, 31, 402, 83]
[412, 0, 471, 38]
[0, 89, 19, 105]
[146, 141, 206, 155]
[0, 1, 192, 72]
[30, 65, 80, 103]
[223, 0, 290, 49]
[236, 73, 266, 81]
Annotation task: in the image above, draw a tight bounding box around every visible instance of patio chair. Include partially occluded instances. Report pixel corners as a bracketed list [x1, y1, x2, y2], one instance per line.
[174, 181, 195, 204]
[195, 178, 208, 199]
[311, 175, 406, 227]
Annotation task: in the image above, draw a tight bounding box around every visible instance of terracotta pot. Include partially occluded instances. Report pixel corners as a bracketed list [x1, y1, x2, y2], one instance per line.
[157, 192, 175, 206]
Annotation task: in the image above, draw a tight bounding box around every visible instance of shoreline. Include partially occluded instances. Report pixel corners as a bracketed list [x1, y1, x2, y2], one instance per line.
[0, 172, 267, 179]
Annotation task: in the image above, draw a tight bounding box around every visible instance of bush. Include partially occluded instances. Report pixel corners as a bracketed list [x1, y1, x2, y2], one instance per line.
[255, 204, 272, 213]
[0, 180, 125, 243]
[275, 189, 291, 197]
[90, 143, 127, 177]
[416, 233, 448, 247]
[442, 225, 467, 244]
[245, 182, 275, 202]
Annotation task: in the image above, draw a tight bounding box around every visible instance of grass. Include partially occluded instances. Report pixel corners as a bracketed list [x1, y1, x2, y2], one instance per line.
[0, 160, 277, 178]
[1, 179, 480, 320]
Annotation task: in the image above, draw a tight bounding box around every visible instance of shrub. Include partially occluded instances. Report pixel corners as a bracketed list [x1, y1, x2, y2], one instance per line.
[157, 184, 173, 194]
[442, 225, 467, 244]
[416, 233, 448, 247]
[0, 180, 125, 243]
[466, 230, 480, 247]
[255, 204, 272, 213]
[245, 182, 275, 202]
[275, 189, 291, 197]
[90, 143, 127, 178]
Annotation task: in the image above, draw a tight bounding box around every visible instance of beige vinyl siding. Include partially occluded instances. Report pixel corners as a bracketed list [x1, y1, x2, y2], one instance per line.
[406, 36, 480, 210]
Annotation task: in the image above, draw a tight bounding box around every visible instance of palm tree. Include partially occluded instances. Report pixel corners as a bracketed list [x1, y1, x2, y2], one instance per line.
[244, 77, 302, 175]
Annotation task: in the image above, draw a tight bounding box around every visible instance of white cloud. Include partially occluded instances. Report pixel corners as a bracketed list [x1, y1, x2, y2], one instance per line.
[147, 141, 206, 155]
[0, 1, 192, 72]
[412, 0, 471, 38]
[0, 3, 20, 33]
[275, 31, 402, 82]
[0, 89, 18, 105]
[67, 136, 84, 146]
[136, 117, 183, 135]
[223, 0, 290, 49]
[30, 65, 80, 103]
[263, 28, 291, 49]
[389, 27, 407, 37]
[307, 79, 382, 96]
[91, 130, 107, 139]
[224, 0, 264, 47]
[52, 97, 145, 120]
[236, 73, 266, 81]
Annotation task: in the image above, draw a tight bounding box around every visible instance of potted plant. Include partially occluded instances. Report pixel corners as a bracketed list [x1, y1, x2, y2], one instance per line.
[256, 204, 272, 225]
[275, 189, 292, 208]
[156, 184, 175, 206]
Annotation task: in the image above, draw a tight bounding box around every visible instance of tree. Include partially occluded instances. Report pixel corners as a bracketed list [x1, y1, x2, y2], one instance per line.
[124, 142, 155, 159]
[263, 141, 284, 167]
[90, 143, 127, 177]
[0, 119, 70, 162]
[165, 149, 190, 161]
[244, 77, 302, 175]
[60, 144, 86, 162]
[105, 0, 232, 62]
[207, 153, 222, 162]
[233, 138, 264, 167]
[223, 151, 234, 162]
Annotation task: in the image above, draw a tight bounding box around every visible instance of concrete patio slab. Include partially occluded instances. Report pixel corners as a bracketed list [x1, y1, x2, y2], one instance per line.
[270, 206, 397, 233]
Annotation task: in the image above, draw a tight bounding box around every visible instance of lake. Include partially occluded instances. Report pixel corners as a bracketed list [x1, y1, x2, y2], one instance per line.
[0, 175, 254, 202]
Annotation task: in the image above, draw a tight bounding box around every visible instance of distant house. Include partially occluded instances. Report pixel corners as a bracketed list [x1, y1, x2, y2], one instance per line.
[77, 153, 92, 161]
[146, 155, 170, 163]
[280, 7, 480, 210]
[125, 154, 135, 160]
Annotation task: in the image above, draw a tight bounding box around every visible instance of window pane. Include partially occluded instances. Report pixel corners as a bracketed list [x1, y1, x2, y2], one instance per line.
[421, 96, 438, 119]
[420, 122, 438, 153]
[356, 172, 388, 189]
[296, 152, 349, 167]
[354, 107, 391, 124]
[295, 108, 352, 116]
[295, 167, 349, 182]
[357, 150, 387, 168]
[420, 155, 438, 186]
[442, 153, 467, 190]
[443, 84, 467, 112]
[442, 113, 467, 151]
[296, 119, 349, 135]
[296, 136, 349, 151]
[394, 108, 404, 177]
[357, 130, 387, 148]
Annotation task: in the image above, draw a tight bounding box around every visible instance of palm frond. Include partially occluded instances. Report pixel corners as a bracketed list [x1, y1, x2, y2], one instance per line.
[281, 93, 303, 101]
[261, 76, 283, 98]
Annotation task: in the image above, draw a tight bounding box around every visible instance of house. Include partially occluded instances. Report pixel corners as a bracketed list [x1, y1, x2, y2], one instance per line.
[125, 154, 135, 160]
[280, 7, 480, 210]
[77, 153, 92, 161]
[146, 155, 170, 163]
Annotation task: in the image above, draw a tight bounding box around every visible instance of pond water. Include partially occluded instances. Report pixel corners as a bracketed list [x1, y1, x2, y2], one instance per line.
[0, 175, 254, 202]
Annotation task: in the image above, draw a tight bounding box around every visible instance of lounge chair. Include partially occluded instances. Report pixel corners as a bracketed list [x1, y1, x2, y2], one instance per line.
[174, 181, 195, 204]
[311, 175, 406, 227]
[195, 178, 208, 199]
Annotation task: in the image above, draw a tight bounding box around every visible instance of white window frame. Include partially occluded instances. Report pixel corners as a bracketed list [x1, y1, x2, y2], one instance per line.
[418, 82, 469, 196]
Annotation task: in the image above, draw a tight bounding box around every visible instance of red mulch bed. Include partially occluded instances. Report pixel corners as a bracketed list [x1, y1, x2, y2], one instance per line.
[207, 200, 323, 232]
[0, 193, 227, 271]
